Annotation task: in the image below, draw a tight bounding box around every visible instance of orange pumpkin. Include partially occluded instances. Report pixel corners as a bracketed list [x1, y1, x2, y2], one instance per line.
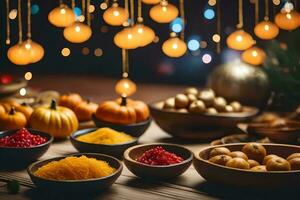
[95, 97, 150, 125]
[74, 100, 98, 122]
[15, 103, 33, 120]
[58, 93, 83, 110]
[0, 104, 5, 115]
[0, 107, 27, 130]
[0, 99, 21, 112]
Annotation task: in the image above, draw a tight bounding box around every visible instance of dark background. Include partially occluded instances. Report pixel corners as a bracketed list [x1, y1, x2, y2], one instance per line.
[0, 0, 295, 85]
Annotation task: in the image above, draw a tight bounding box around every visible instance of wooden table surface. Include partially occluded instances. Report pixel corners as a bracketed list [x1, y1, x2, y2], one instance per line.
[0, 75, 298, 199]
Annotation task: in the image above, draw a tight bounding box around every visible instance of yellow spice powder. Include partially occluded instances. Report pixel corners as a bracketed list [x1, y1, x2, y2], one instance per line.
[34, 156, 116, 180]
[76, 128, 134, 145]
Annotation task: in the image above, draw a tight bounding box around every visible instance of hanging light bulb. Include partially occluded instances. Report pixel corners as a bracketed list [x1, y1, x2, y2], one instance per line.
[254, 20, 279, 40]
[226, 29, 255, 51]
[275, 10, 299, 31]
[132, 23, 155, 47]
[241, 47, 266, 66]
[103, 2, 129, 26]
[63, 22, 92, 43]
[7, 44, 30, 65]
[142, 0, 160, 5]
[115, 78, 137, 97]
[48, 4, 76, 27]
[162, 32, 187, 57]
[114, 27, 139, 49]
[23, 39, 44, 63]
[150, 0, 178, 23]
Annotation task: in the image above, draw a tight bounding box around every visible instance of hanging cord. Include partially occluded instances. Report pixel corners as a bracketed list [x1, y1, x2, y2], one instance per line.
[82, 0, 86, 19]
[255, 0, 259, 24]
[87, 0, 91, 26]
[27, 0, 31, 39]
[6, 0, 10, 45]
[130, 0, 134, 25]
[71, 0, 75, 9]
[236, 0, 243, 29]
[264, 0, 269, 20]
[179, 0, 185, 40]
[216, 0, 221, 54]
[59, 0, 63, 5]
[137, 0, 143, 22]
[122, 49, 129, 78]
[18, 0, 23, 44]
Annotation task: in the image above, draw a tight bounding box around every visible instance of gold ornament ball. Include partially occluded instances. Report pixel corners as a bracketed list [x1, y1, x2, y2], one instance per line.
[132, 23, 155, 47]
[254, 20, 279, 40]
[226, 29, 255, 51]
[241, 47, 266, 66]
[114, 27, 139, 49]
[7, 43, 31, 66]
[48, 4, 76, 27]
[150, 2, 178, 23]
[142, 0, 161, 4]
[275, 11, 299, 31]
[63, 22, 92, 43]
[115, 78, 137, 97]
[162, 37, 187, 58]
[23, 39, 44, 63]
[103, 3, 129, 26]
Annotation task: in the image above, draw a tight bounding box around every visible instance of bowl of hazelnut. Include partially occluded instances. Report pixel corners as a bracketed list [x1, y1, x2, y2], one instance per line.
[149, 87, 259, 140]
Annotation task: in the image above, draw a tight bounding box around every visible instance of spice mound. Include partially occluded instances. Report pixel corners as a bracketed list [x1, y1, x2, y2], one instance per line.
[0, 128, 47, 148]
[136, 146, 184, 166]
[76, 128, 134, 145]
[34, 156, 116, 180]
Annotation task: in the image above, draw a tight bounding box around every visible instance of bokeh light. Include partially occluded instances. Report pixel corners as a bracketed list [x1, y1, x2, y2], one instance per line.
[88, 5, 95, 13]
[100, 2, 108, 10]
[200, 41, 208, 48]
[153, 36, 160, 43]
[78, 15, 85, 22]
[73, 7, 82, 17]
[202, 53, 212, 64]
[187, 39, 200, 51]
[31, 4, 39, 15]
[82, 47, 90, 55]
[61, 48, 71, 57]
[272, 0, 280, 5]
[100, 26, 109, 33]
[24, 72, 32, 80]
[204, 8, 215, 19]
[9, 9, 18, 20]
[94, 48, 103, 57]
[208, 0, 217, 6]
[170, 18, 183, 33]
[212, 34, 221, 43]
[19, 88, 27, 96]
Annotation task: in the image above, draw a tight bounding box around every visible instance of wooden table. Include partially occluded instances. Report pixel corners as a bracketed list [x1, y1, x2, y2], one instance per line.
[0, 75, 298, 199]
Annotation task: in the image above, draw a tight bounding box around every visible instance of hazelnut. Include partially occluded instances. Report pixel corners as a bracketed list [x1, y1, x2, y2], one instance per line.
[184, 87, 198, 96]
[225, 105, 234, 113]
[198, 89, 215, 107]
[206, 107, 218, 115]
[213, 97, 227, 112]
[163, 98, 175, 109]
[189, 100, 206, 113]
[230, 101, 243, 112]
[175, 94, 189, 109]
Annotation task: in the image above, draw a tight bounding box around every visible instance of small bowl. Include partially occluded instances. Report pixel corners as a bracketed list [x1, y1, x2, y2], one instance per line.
[124, 143, 193, 179]
[27, 153, 123, 193]
[92, 115, 152, 138]
[194, 143, 300, 190]
[150, 101, 259, 140]
[70, 128, 138, 158]
[0, 129, 53, 168]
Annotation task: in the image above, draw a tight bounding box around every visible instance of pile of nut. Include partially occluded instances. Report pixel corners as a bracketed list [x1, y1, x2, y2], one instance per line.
[162, 87, 243, 114]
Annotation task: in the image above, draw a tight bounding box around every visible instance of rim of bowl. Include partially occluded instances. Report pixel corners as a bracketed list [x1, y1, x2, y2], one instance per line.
[27, 153, 123, 183]
[92, 114, 152, 127]
[0, 128, 53, 149]
[124, 143, 193, 168]
[70, 128, 138, 146]
[194, 143, 300, 174]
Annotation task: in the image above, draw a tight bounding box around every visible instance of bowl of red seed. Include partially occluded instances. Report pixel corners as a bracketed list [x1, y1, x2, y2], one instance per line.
[0, 128, 53, 168]
[123, 143, 193, 179]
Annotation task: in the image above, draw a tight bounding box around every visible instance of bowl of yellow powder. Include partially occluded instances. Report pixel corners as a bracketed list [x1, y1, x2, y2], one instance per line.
[70, 128, 138, 157]
[27, 153, 122, 193]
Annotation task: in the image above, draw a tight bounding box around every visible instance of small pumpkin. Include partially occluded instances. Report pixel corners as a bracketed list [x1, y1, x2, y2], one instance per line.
[0, 104, 5, 115]
[58, 93, 83, 110]
[0, 99, 21, 112]
[15, 103, 33, 120]
[74, 100, 98, 122]
[0, 107, 27, 130]
[95, 97, 150, 125]
[29, 99, 78, 138]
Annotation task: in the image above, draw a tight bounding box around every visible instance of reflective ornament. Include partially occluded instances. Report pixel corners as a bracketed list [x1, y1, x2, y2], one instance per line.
[48, 4, 76, 27]
[275, 11, 299, 31]
[162, 36, 187, 57]
[23, 39, 44, 63]
[103, 3, 129, 26]
[7, 43, 31, 65]
[115, 78, 137, 97]
[63, 22, 92, 43]
[114, 27, 139, 49]
[150, 1, 178, 23]
[226, 29, 255, 51]
[241, 47, 266, 66]
[132, 23, 155, 47]
[254, 20, 279, 40]
[142, 0, 160, 4]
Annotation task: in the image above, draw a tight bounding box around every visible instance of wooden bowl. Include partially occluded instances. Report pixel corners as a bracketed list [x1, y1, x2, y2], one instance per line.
[194, 143, 300, 189]
[0, 129, 53, 168]
[0, 79, 28, 98]
[27, 153, 123, 193]
[149, 101, 259, 139]
[124, 143, 193, 179]
[70, 128, 138, 158]
[92, 115, 151, 138]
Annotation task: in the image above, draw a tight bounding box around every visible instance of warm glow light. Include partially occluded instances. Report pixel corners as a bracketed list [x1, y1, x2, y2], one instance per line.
[272, 0, 280, 6]
[254, 20, 279, 40]
[94, 48, 103, 57]
[9, 9, 18, 20]
[77, 15, 85, 22]
[24, 72, 32, 80]
[275, 11, 299, 30]
[48, 4, 75, 27]
[103, 3, 129, 26]
[212, 34, 221, 43]
[208, 0, 217, 6]
[115, 78, 137, 97]
[241, 47, 266, 66]
[132, 24, 155, 47]
[88, 5, 95, 13]
[226, 29, 255, 51]
[162, 36, 187, 57]
[100, 3, 108, 10]
[142, 0, 161, 4]
[7, 44, 31, 65]
[23, 39, 44, 63]
[114, 27, 139, 49]
[63, 22, 92, 43]
[61, 48, 71, 56]
[19, 88, 27, 96]
[150, 1, 178, 23]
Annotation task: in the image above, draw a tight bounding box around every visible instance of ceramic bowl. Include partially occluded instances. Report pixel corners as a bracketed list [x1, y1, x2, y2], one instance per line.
[70, 128, 138, 158]
[92, 115, 152, 138]
[194, 143, 300, 189]
[0, 129, 53, 168]
[149, 101, 259, 140]
[27, 153, 123, 193]
[124, 143, 193, 179]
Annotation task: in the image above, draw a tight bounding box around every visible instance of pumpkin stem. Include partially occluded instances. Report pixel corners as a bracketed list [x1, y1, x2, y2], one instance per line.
[21, 102, 28, 106]
[50, 99, 57, 110]
[120, 96, 127, 106]
[86, 99, 90, 104]
[9, 107, 15, 115]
